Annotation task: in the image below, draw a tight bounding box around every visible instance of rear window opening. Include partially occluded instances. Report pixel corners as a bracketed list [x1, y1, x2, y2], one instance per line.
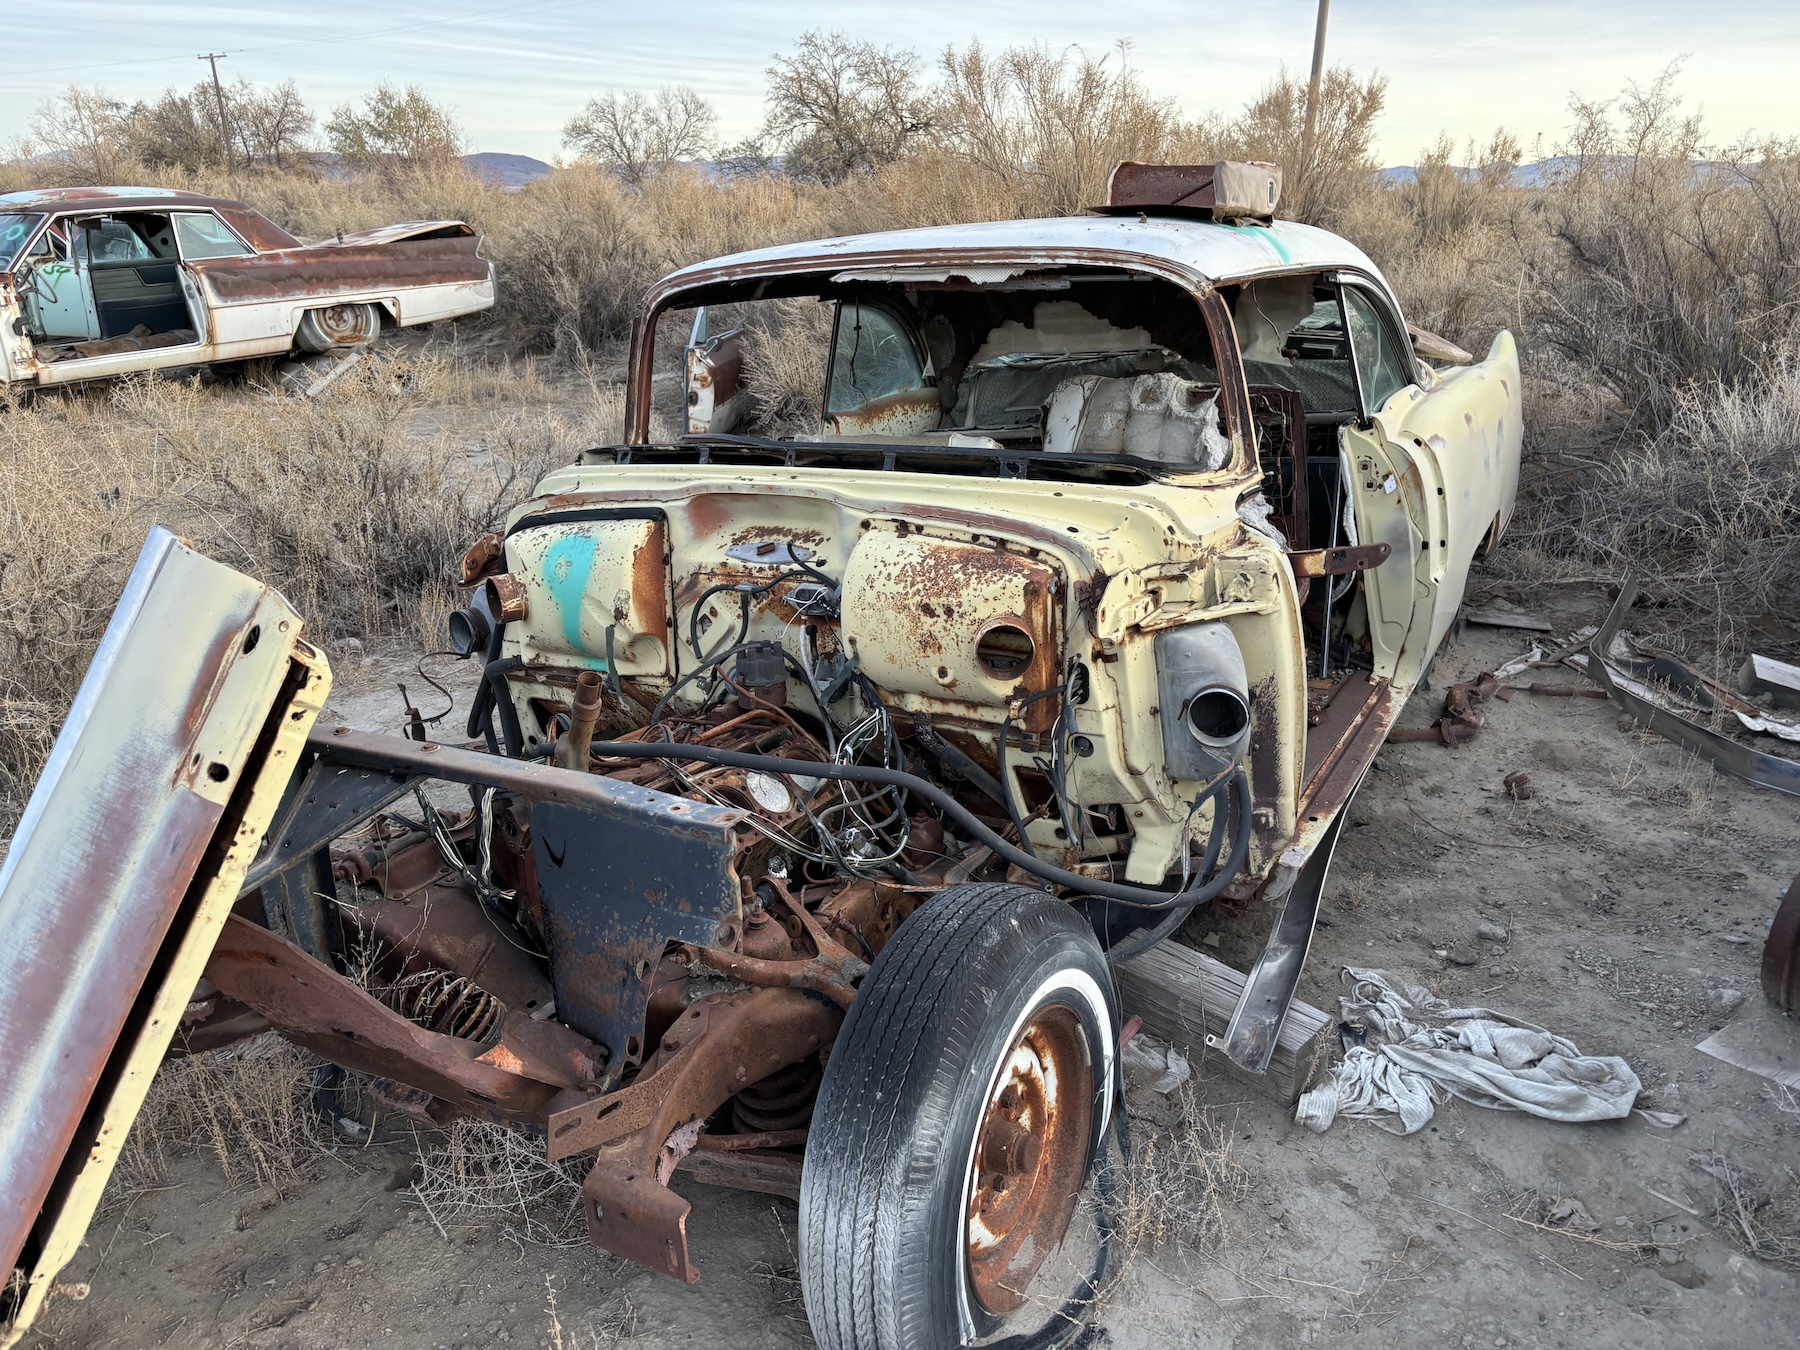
[652, 266, 1236, 477]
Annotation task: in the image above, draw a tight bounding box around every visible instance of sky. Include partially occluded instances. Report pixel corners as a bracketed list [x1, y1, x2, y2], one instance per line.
[3, 1, 1798, 166]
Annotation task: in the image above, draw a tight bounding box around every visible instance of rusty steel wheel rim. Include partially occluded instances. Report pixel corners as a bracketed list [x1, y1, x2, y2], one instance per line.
[965, 1002, 1094, 1316]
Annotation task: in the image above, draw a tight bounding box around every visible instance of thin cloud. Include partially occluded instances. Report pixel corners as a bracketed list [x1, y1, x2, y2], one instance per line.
[1, 1, 1793, 161]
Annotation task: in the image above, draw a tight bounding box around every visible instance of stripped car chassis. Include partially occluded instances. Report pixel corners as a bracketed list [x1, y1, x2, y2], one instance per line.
[208, 726, 913, 1282]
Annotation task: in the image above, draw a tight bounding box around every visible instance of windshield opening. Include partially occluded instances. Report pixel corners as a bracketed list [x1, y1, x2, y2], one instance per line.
[656, 267, 1233, 474]
[0, 213, 46, 272]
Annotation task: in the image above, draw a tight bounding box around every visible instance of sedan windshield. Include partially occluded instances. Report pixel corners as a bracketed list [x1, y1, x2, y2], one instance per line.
[0, 213, 45, 271]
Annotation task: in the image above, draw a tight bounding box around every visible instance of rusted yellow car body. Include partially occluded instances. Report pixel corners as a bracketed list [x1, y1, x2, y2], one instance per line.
[0, 167, 1522, 1348]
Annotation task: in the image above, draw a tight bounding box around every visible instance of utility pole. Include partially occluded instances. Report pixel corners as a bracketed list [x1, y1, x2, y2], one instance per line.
[1299, 0, 1330, 181]
[198, 52, 234, 173]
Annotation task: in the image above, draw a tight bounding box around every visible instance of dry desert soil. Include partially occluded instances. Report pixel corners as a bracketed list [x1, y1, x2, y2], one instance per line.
[22, 587, 1800, 1350]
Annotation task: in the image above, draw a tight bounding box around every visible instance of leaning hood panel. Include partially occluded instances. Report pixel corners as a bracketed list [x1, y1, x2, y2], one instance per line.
[0, 528, 329, 1339]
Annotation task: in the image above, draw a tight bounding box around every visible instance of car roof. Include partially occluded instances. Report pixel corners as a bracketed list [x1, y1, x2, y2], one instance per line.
[0, 186, 263, 214]
[660, 212, 1389, 291]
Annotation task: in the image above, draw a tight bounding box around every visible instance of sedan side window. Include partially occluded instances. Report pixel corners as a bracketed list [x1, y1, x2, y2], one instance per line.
[78, 218, 153, 262]
[1342, 286, 1415, 414]
[173, 212, 252, 260]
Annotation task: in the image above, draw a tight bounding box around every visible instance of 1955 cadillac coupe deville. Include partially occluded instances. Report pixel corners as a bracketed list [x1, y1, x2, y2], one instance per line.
[0, 163, 1519, 1349]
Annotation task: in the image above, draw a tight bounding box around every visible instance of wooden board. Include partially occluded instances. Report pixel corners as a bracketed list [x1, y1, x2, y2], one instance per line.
[675, 1148, 803, 1201]
[1115, 941, 1338, 1107]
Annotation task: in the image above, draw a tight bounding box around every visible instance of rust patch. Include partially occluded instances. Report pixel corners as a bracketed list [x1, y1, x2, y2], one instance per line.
[189, 234, 488, 302]
[632, 518, 670, 641]
[826, 388, 942, 437]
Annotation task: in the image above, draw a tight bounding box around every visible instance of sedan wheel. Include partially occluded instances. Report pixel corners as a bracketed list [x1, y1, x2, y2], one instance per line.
[800, 882, 1116, 1349]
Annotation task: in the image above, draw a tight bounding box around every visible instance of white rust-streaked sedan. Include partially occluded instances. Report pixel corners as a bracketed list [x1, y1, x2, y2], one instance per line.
[0, 186, 494, 390]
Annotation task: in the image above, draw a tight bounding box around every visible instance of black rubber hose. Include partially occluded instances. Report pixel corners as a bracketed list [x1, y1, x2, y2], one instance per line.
[465, 615, 507, 750]
[1101, 770, 1242, 961]
[485, 655, 526, 758]
[580, 736, 1252, 910]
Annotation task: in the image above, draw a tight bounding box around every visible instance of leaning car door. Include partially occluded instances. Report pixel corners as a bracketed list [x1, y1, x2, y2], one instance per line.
[1338, 277, 1522, 688]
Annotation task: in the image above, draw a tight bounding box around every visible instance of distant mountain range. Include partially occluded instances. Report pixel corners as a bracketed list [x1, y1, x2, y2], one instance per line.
[1378, 159, 1575, 188]
[461, 152, 552, 188]
[463, 154, 1732, 194]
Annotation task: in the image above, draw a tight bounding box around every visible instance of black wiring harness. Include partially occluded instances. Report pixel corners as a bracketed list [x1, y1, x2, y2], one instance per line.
[574, 734, 1252, 912]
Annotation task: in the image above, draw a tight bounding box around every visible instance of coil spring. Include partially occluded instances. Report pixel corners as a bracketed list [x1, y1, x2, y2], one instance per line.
[730, 1056, 822, 1133]
[384, 969, 506, 1046]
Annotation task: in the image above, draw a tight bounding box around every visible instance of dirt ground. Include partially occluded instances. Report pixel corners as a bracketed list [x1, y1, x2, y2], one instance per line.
[23, 585, 1800, 1350]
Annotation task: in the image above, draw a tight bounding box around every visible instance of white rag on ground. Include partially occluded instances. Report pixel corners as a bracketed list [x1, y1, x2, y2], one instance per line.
[1294, 968, 1643, 1135]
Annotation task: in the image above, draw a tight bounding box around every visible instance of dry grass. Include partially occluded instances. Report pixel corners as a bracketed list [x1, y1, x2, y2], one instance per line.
[1691, 1149, 1800, 1271]
[0, 348, 597, 832]
[741, 297, 835, 437]
[1512, 343, 1800, 651]
[1117, 1085, 1252, 1257]
[108, 1035, 329, 1207]
[545, 1273, 639, 1348]
[409, 1118, 594, 1250]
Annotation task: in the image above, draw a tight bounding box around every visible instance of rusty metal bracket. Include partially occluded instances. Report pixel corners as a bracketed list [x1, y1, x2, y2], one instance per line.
[677, 877, 871, 1008]
[678, 944, 866, 1009]
[244, 748, 420, 893]
[1587, 579, 1800, 798]
[529, 795, 744, 1084]
[544, 988, 841, 1283]
[241, 727, 751, 1086]
[1286, 542, 1392, 578]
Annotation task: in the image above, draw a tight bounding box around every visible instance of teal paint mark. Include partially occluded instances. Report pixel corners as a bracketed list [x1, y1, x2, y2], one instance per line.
[541, 534, 597, 653]
[1239, 224, 1291, 264]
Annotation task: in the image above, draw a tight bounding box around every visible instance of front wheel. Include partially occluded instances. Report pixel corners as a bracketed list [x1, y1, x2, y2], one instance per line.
[800, 883, 1117, 1349]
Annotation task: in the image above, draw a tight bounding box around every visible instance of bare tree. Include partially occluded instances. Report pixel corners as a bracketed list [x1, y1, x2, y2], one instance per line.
[327, 84, 461, 171]
[562, 87, 716, 185]
[29, 87, 132, 182]
[127, 83, 226, 172]
[934, 42, 1200, 215]
[761, 31, 930, 183]
[237, 80, 315, 170]
[1220, 65, 1387, 223]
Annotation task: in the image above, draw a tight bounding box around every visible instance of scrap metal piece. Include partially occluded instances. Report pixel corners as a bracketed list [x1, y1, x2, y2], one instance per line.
[1210, 791, 1355, 1074]
[249, 725, 751, 1086]
[1764, 870, 1800, 1013]
[0, 527, 329, 1342]
[529, 794, 744, 1082]
[1285, 542, 1391, 578]
[205, 914, 563, 1119]
[546, 988, 841, 1282]
[1586, 579, 1800, 798]
[1385, 672, 1497, 747]
[1739, 654, 1800, 713]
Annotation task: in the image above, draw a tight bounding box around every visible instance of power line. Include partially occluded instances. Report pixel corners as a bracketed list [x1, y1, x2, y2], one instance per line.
[0, 0, 588, 85]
